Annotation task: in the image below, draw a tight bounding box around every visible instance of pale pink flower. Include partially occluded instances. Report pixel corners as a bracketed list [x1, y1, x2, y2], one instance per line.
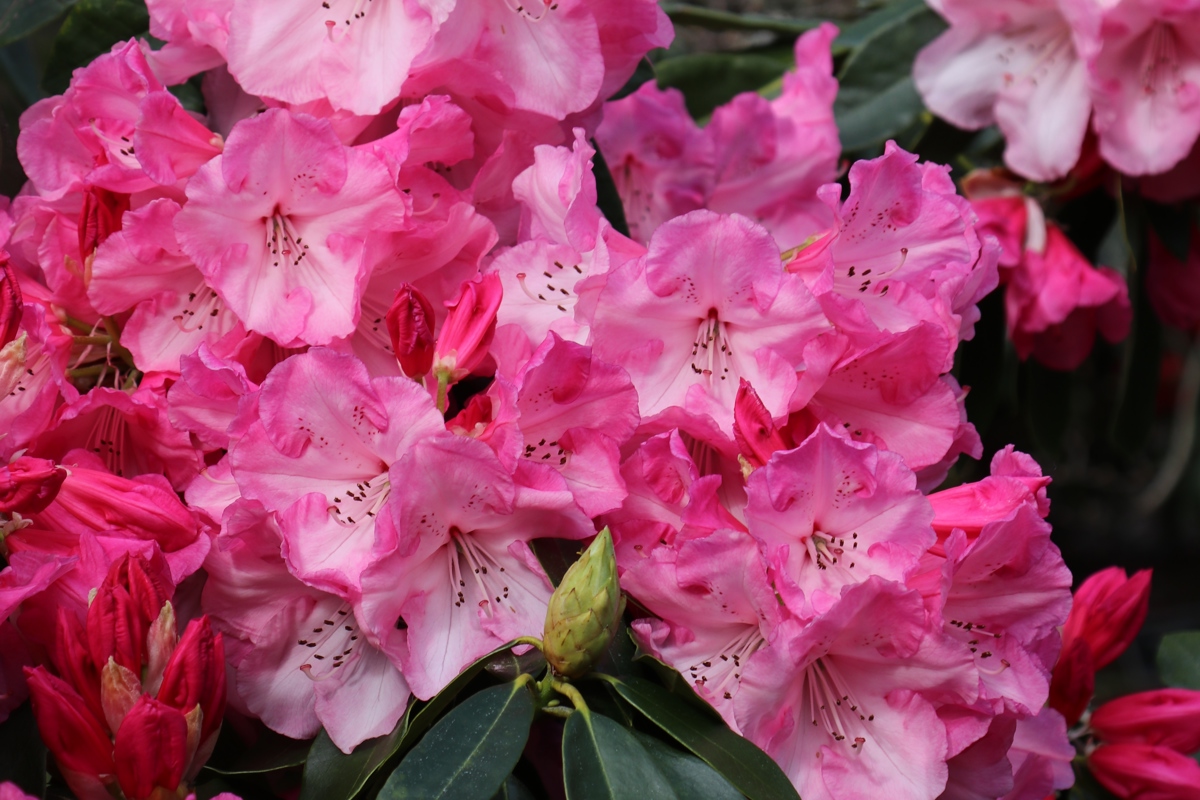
[357, 435, 593, 698]
[229, 348, 446, 596]
[203, 501, 410, 753]
[1066, 0, 1200, 176]
[915, 0, 1090, 181]
[590, 210, 826, 436]
[736, 578, 977, 800]
[1003, 708, 1075, 800]
[144, 0, 232, 85]
[175, 109, 411, 346]
[225, 0, 451, 115]
[622, 528, 783, 730]
[745, 426, 935, 617]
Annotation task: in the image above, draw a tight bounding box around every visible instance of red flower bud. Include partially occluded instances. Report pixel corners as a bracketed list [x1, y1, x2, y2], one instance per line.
[1048, 635, 1095, 726]
[157, 617, 226, 747]
[0, 456, 67, 515]
[87, 582, 146, 675]
[386, 283, 436, 378]
[1091, 688, 1200, 755]
[24, 666, 114, 780]
[733, 380, 791, 469]
[435, 273, 501, 380]
[0, 252, 21, 348]
[77, 187, 129, 258]
[51, 609, 104, 726]
[113, 696, 189, 800]
[1061, 567, 1152, 670]
[1088, 743, 1200, 800]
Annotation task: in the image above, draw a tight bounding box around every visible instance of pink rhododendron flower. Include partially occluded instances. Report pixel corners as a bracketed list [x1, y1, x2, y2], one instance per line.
[175, 109, 411, 346]
[622, 528, 783, 730]
[230, 347, 446, 595]
[590, 210, 826, 435]
[225, 0, 450, 116]
[744, 426, 935, 616]
[915, 0, 1089, 181]
[736, 578, 977, 800]
[203, 501, 410, 753]
[357, 435, 592, 699]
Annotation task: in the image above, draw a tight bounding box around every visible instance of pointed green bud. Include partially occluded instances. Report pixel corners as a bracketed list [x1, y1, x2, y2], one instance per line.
[543, 528, 624, 678]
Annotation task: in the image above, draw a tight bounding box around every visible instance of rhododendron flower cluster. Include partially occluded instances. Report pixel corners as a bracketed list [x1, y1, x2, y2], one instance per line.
[0, 0, 1149, 798]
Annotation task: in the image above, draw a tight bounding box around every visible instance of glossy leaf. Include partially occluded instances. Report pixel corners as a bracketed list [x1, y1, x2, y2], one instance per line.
[490, 774, 536, 800]
[655, 52, 792, 119]
[834, 0, 925, 50]
[833, 0, 944, 153]
[41, 0, 149, 95]
[1157, 631, 1200, 690]
[203, 728, 312, 776]
[0, 0, 76, 46]
[300, 641, 520, 800]
[602, 676, 799, 800]
[562, 710, 677, 800]
[662, 3, 824, 38]
[633, 731, 742, 800]
[380, 680, 535, 800]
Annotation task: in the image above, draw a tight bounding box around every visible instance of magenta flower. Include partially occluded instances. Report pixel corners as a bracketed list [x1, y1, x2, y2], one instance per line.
[175, 109, 411, 346]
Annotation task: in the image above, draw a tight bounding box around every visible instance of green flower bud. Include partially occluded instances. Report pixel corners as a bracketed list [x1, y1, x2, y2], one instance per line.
[543, 528, 624, 678]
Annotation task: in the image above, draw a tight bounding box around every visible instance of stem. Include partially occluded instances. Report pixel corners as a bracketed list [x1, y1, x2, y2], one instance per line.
[551, 679, 589, 714]
[512, 636, 544, 651]
[72, 335, 111, 346]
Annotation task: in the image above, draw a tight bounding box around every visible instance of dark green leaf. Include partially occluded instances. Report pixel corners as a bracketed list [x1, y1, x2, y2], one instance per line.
[836, 79, 928, 152]
[1157, 631, 1200, 690]
[834, 0, 925, 51]
[662, 3, 823, 38]
[833, 1, 944, 153]
[655, 52, 792, 119]
[562, 710, 678, 800]
[300, 641, 518, 800]
[203, 728, 312, 776]
[489, 774, 536, 800]
[0, 39, 43, 104]
[0, 702, 46, 797]
[633, 732, 742, 800]
[0, 0, 76, 47]
[1146, 201, 1191, 263]
[592, 145, 630, 240]
[41, 0, 149, 96]
[380, 680, 535, 800]
[602, 676, 798, 800]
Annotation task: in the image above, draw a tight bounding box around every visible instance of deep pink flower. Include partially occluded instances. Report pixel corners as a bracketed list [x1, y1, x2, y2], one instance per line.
[386, 283, 437, 378]
[175, 109, 411, 346]
[1060, 566, 1152, 671]
[113, 696, 190, 800]
[0, 253, 20, 348]
[1088, 743, 1200, 800]
[1091, 689, 1200, 754]
[434, 272, 502, 382]
[0, 455, 66, 514]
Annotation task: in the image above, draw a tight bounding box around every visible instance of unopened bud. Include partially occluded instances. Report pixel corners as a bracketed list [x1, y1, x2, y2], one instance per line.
[434, 273, 501, 382]
[386, 284, 436, 378]
[0, 252, 22, 348]
[100, 657, 143, 734]
[543, 528, 624, 678]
